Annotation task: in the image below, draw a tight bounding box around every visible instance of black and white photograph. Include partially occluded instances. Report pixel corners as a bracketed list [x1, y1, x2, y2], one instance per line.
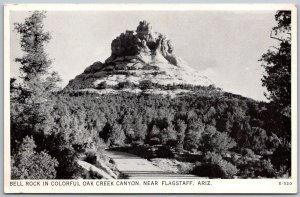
[4, 4, 297, 193]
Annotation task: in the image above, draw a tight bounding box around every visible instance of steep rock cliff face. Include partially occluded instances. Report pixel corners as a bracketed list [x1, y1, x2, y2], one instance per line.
[66, 21, 213, 92]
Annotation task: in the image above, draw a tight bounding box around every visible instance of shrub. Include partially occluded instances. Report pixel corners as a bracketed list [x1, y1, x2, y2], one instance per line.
[85, 151, 97, 165]
[166, 139, 177, 147]
[158, 127, 177, 145]
[43, 132, 85, 179]
[251, 127, 268, 154]
[54, 146, 84, 179]
[156, 146, 175, 158]
[96, 81, 107, 89]
[139, 80, 154, 90]
[73, 142, 89, 153]
[255, 159, 276, 178]
[108, 124, 126, 147]
[235, 156, 278, 178]
[143, 64, 159, 70]
[148, 137, 160, 145]
[192, 152, 238, 178]
[241, 148, 255, 157]
[201, 127, 236, 154]
[193, 162, 226, 178]
[271, 142, 291, 172]
[11, 136, 58, 179]
[116, 81, 134, 89]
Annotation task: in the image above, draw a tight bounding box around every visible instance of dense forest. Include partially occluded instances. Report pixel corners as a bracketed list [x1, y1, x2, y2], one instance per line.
[11, 89, 291, 178]
[10, 11, 291, 179]
[74, 91, 290, 178]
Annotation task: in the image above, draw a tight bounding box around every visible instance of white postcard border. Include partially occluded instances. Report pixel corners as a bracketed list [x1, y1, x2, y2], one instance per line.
[3, 3, 298, 194]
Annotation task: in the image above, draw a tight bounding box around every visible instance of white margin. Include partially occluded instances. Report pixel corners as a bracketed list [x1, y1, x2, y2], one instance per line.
[3, 3, 298, 194]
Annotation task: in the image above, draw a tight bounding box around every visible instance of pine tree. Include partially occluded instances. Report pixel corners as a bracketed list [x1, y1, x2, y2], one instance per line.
[260, 11, 291, 116]
[14, 11, 52, 81]
[11, 136, 58, 179]
[11, 11, 61, 145]
[175, 119, 187, 152]
[108, 124, 126, 146]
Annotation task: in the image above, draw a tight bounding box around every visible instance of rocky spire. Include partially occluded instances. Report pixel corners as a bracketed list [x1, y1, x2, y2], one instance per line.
[107, 21, 179, 66]
[65, 20, 213, 91]
[136, 20, 152, 41]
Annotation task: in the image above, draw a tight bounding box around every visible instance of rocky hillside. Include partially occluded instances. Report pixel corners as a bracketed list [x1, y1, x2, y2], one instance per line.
[65, 21, 213, 94]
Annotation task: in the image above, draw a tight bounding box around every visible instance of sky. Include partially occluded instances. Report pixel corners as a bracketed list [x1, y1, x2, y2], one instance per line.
[10, 10, 278, 101]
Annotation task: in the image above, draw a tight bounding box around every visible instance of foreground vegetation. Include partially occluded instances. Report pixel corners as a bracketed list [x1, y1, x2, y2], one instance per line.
[11, 90, 291, 178]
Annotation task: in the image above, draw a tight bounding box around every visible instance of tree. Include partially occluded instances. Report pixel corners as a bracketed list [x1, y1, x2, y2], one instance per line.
[159, 125, 177, 145]
[184, 118, 204, 151]
[250, 127, 268, 154]
[14, 11, 52, 81]
[12, 11, 61, 144]
[259, 11, 291, 174]
[148, 125, 161, 145]
[10, 11, 70, 179]
[260, 11, 291, 116]
[13, 10, 61, 99]
[108, 124, 126, 146]
[192, 152, 238, 178]
[132, 117, 147, 143]
[201, 125, 236, 154]
[271, 141, 291, 175]
[11, 136, 58, 179]
[96, 81, 107, 90]
[175, 119, 187, 152]
[139, 80, 153, 90]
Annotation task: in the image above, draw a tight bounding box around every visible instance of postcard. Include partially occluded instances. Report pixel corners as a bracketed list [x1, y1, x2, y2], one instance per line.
[4, 3, 297, 193]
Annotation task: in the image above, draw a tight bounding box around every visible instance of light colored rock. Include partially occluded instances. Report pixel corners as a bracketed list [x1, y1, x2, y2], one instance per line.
[65, 21, 214, 92]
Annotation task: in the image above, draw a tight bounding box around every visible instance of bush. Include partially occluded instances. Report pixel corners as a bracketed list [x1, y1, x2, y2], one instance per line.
[73, 142, 89, 153]
[251, 127, 268, 154]
[166, 139, 177, 147]
[85, 151, 97, 165]
[193, 163, 226, 178]
[116, 81, 134, 89]
[235, 156, 278, 178]
[148, 137, 160, 145]
[96, 81, 107, 89]
[156, 146, 175, 158]
[43, 132, 85, 179]
[255, 159, 276, 178]
[143, 64, 159, 70]
[192, 152, 238, 178]
[139, 80, 154, 90]
[241, 148, 255, 157]
[200, 126, 236, 154]
[108, 124, 126, 147]
[11, 136, 58, 179]
[54, 147, 84, 179]
[271, 142, 291, 172]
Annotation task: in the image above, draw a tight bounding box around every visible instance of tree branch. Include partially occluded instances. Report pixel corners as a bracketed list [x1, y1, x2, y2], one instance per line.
[270, 31, 284, 41]
[270, 46, 279, 50]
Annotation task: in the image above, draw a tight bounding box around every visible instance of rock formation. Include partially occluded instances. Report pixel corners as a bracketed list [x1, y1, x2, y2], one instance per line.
[106, 20, 179, 66]
[66, 21, 213, 92]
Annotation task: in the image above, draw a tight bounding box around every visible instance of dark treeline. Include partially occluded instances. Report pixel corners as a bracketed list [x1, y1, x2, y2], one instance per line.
[94, 79, 221, 92]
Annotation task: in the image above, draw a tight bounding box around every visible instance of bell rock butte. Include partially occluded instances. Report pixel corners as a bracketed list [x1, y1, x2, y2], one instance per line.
[65, 21, 213, 94]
